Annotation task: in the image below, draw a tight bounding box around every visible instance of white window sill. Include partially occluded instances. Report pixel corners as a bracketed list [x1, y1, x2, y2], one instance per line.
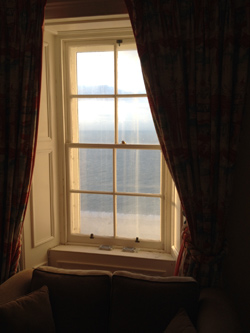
[48, 245, 176, 276]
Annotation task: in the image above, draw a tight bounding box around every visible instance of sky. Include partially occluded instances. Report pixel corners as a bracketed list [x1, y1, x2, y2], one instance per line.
[75, 46, 157, 136]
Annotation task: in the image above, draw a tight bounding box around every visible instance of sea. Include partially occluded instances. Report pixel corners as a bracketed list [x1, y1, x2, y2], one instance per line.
[76, 130, 162, 240]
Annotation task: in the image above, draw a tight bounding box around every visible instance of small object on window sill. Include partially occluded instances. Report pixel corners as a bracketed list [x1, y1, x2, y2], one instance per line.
[121, 140, 126, 144]
[135, 237, 140, 243]
[99, 245, 113, 251]
[90, 233, 94, 239]
[122, 247, 139, 253]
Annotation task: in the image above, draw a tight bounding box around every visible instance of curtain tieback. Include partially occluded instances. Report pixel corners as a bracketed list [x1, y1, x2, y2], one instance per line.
[182, 228, 227, 265]
[187, 245, 227, 265]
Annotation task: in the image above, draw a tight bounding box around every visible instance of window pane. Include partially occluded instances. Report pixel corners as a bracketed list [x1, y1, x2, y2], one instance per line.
[118, 97, 159, 144]
[117, 196, 161, 241]
[118, 44, 146, 94]
[70, 148, 113, 192]
[117, 149, 161, 194]
[73, 193, 113, 236]
[77, 46, 114, 95]
[77, 98, 114, 143]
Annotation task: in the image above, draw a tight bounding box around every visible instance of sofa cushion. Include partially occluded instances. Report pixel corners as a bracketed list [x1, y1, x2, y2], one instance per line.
[164, 308, 197, 333]
[0, 269, 33, 305]
[0, 285, 55, 333]
[30, 266, 112, 333]
[109, 271, 199, 333]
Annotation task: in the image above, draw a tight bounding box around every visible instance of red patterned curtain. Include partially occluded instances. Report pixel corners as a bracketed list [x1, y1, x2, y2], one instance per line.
[0, 0, 46, 283]
[125, 0, 250, 287]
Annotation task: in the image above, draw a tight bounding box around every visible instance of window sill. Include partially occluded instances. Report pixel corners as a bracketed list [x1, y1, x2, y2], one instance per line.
[48, 245, 176, 276]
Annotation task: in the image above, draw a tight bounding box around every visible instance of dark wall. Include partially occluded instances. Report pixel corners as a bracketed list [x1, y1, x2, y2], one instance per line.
[45, 0, 127, 19]
[223, 92, 250, 333]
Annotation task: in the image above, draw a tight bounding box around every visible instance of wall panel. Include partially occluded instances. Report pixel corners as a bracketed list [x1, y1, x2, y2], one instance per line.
[30, 151, 54, 247]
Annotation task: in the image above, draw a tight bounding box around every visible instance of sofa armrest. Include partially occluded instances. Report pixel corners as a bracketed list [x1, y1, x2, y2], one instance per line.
[197, 288, 242, 333]
[0, 269, 33, 305]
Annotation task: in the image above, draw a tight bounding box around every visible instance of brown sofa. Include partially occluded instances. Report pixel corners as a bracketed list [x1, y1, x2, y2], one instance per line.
[0, 266, 242, 332]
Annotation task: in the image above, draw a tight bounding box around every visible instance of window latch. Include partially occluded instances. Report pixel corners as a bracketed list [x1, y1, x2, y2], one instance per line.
[117, 39, 123, 46]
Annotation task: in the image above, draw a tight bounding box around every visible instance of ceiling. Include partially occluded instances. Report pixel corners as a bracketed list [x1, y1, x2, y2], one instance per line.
[44, 14, 131, 35]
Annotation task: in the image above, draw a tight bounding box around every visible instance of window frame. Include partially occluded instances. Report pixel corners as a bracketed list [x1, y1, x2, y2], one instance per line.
[55, 24, 178, 254]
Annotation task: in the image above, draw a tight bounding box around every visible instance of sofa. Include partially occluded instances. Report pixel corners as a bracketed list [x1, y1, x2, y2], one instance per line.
[0, 266, 242, 333]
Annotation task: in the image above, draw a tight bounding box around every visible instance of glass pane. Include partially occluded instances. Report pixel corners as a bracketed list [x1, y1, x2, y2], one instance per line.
[118, 44, 146, 94]
[117, 196, 161, 241]
[70, 148, 113, 192]
[77, 98, 114, 143]
[77, 45, 114, 95]
[118, 97, 159, 144]
[117, 149, 161, 194]
[74, 193, 113, 236]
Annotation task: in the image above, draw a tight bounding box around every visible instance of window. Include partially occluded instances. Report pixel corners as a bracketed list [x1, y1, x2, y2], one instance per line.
[62, 33, 172, 251]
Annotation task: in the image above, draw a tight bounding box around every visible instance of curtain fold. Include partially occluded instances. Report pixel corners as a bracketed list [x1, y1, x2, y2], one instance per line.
[125, 0, 250, 287]
[0, 0, 46, 283]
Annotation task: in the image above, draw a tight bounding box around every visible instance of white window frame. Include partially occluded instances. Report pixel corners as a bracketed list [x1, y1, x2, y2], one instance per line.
[52, 17, 181, 256]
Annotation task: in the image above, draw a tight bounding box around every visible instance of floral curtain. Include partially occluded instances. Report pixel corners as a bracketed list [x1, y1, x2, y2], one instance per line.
[125, 0, 250, 287]
[0, 0, 46, 283]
